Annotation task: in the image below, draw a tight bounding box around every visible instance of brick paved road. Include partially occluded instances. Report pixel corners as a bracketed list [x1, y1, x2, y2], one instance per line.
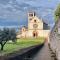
[32, 43, 53, 60]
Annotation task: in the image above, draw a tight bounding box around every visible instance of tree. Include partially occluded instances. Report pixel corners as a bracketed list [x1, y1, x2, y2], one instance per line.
[55, 4, 60, 22]
[0, 28, 9, 50]
[0, 28, 17, 51]
[10, 28, 17, 43]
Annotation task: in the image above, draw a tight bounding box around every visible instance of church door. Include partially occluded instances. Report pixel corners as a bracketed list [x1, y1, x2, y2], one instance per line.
[33, 31, 38, 38]
[33, 33, 36, 37]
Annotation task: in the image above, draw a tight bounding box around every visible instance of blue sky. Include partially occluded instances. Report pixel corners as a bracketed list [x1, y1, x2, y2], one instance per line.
[0, 0, 60, 28]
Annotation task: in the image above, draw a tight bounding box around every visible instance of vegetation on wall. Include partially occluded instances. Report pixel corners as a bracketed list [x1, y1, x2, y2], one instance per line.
[55, 4, 60, 22]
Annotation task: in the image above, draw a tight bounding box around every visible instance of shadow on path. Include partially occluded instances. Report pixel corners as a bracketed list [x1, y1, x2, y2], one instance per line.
[7, 44, 44, 60]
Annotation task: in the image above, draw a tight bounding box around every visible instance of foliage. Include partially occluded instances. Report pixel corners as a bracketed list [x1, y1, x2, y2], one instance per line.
[55, 4, 60, 22]
[0, 28, 16, 51]
[9, 28, 17, 43]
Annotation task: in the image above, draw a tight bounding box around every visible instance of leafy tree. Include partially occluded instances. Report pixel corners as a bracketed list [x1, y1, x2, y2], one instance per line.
[55, 4, 60, 21]
[0, 28, 9, 50]
[0, 28, 17, 51]
[10, 28, 17, 43]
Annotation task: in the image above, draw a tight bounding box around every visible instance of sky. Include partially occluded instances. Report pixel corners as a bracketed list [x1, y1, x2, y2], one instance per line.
[0, 0, 60, 29]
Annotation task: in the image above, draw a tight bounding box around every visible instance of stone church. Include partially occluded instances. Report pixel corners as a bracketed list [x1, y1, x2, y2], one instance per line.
[17, 12, 50, 38]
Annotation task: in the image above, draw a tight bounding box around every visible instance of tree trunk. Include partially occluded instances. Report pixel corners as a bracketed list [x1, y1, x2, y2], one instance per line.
[0, 41, 7, 51]
[1, 45, 4, 51]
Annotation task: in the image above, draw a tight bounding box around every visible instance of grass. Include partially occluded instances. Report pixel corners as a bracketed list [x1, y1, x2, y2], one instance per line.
[0, 37, 44, 56]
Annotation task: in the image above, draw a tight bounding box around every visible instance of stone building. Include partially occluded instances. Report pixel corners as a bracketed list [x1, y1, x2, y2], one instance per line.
[17, 12, 50, 38]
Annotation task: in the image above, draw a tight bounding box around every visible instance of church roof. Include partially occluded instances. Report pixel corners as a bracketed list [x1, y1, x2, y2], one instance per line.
[33, 12, 48, 25]
[37, 15, 48, 24]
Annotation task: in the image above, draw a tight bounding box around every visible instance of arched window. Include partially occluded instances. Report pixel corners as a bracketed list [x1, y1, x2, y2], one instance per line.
[29, 13, 33, 16]
[34, 20, 36, 22]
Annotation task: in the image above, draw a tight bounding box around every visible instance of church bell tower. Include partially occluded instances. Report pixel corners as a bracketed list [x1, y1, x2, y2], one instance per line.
[28, 12, 36, 22]
[28, 11, 36, 29]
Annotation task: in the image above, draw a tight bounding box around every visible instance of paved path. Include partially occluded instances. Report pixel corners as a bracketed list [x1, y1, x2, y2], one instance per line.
[32, 43, 53, 60]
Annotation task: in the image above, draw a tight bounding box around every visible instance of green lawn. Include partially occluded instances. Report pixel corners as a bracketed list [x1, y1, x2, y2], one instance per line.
[0, 38, 44, 56]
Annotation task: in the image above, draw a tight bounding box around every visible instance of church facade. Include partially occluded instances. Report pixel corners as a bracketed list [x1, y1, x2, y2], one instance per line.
[17, 12, 50, 38]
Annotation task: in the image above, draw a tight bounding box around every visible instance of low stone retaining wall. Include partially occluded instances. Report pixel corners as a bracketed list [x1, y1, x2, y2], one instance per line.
[48, 44, 57, 60]
[0, 43, 44, 60]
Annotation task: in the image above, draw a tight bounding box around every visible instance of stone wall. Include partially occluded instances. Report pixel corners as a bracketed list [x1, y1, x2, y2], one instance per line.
[49, 19, 60, 60]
